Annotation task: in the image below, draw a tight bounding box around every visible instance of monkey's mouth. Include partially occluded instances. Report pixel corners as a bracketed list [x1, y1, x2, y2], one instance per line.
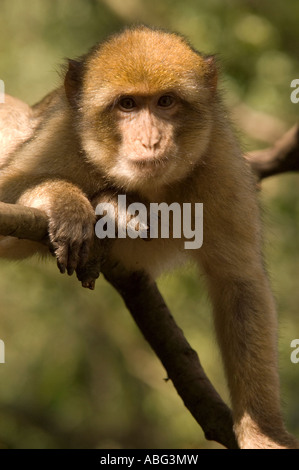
[129, 155, 169, 169]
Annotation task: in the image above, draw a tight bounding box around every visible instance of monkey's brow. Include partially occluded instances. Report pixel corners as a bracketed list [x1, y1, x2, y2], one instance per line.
[104, 89, 182, 108]
[96, 94, 127, 112]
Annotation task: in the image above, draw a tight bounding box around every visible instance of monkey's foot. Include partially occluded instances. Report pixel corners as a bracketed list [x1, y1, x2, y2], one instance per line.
[235, 414, 299, 449]
[239, 434, 299, 449]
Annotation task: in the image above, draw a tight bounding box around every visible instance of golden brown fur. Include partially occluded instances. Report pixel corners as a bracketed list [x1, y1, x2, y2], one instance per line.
[0, 26, 297, 448]
[0, 95, 36, 159]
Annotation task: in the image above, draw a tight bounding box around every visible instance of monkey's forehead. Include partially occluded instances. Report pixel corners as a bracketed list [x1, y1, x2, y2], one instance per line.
[83, 27, 211, 94]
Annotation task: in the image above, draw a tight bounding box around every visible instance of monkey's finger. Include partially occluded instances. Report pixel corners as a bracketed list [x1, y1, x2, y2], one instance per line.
[77, 238, 92, 268]
[140, 225, 152, 241]
[47, 242, 57, 258]
[66, 241, 81, 276]
[76, 253, 101, 290]
[55, 241, 69, 274]
[57, 259, 66, 274]
[49, 240, 66, 272]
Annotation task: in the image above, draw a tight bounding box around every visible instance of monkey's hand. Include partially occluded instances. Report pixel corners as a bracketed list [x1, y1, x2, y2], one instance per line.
[48, 199, 95, 276]
[18, 181, 96, 276]
[74, 190, 152, 290]
[91, 190, 151, 240]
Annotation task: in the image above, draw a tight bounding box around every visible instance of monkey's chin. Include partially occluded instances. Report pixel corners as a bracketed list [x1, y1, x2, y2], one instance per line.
[114, 161, 183, 194]
[129, 157, 174, 182]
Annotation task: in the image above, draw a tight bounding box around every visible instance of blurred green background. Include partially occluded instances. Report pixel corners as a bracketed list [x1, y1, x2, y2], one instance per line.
[0, 0, 298, 449]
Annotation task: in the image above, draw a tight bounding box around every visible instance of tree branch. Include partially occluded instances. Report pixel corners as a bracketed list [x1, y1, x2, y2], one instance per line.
[245, 124, 299, 180]
[102, 261, 238, 449]
[0, 201, 48, 241]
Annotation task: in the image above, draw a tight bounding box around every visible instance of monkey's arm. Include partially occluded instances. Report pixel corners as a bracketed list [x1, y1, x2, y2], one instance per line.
[0, 92, 98, 274]
[0, 95, 35, 161]
[194, 152, 298, 449]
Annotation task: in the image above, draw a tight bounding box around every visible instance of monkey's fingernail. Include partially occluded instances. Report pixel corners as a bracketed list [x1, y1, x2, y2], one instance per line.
[82, 280, 95, 290]
[140, 228, 152, 241]
[140, 230, 149, 239]
[57, 261, 66, 274]
[67, 267, 75, 276]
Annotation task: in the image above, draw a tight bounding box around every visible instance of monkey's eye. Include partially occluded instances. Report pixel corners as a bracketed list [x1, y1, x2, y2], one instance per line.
[118, 97, 137, 111]
[157, 95, 175, 108]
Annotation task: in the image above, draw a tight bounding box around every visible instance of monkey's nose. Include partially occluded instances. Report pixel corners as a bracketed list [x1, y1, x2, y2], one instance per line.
[140, 130, 161, 151]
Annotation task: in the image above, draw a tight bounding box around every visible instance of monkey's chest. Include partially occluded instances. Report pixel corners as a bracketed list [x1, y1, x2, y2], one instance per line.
[110, 237, 188, 279]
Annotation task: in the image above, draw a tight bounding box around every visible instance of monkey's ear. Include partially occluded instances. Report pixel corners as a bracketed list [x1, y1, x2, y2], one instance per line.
[64, 59, 82, 107]
[204, 55, 218, 91]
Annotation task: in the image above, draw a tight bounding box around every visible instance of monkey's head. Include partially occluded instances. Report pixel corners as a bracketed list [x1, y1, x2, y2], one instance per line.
[65, 26, 218, 193]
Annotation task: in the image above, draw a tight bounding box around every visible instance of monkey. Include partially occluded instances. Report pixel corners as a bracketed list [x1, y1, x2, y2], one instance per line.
[0, 26, 297, 449]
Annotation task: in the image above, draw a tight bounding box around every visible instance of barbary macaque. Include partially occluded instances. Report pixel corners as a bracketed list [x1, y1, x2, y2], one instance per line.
[0, 26, 297, 449]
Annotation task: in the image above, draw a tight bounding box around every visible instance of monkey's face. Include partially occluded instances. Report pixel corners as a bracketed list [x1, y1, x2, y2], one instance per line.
[77, 26, 217, 193]
[112, 93, 181, 178]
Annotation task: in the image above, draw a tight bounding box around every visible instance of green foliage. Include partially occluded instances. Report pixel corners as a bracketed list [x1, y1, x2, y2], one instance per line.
[0, 0, 298, 449]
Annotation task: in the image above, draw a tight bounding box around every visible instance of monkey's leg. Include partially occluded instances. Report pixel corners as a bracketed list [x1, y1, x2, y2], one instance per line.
[200, 259, 298, 449]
